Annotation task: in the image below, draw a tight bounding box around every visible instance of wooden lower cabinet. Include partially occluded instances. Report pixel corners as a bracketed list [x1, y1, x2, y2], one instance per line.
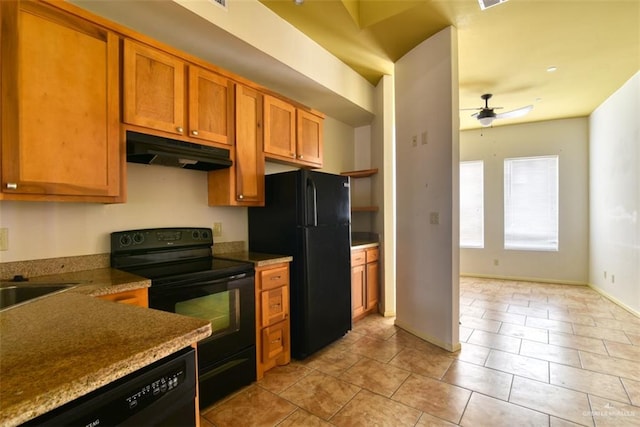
[351, 246, 379, 321]
[255, 262, 291, 379]
[97, 288, 148, 308]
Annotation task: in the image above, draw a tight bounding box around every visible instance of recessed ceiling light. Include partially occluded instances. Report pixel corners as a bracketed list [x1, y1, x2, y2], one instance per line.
[293, 0, 304, 5]
[547, 66, 558, 72]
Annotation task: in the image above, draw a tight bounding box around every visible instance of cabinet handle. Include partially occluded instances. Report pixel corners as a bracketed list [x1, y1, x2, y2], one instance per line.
[270, 303, 281, 309]
[6, 183, 17, 190]
[176, 127, 184, 133]
[291, 153, 296, 158]
[270, 276, 281, 280]
[298, 155, 304, 159]
[191, 130, 199, 136]
[238, 194, 244, 200]
[271, 338, 281, 344]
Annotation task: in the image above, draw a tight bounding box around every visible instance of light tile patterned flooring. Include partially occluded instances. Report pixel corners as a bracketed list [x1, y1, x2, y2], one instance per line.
[200, 277, 640, 426]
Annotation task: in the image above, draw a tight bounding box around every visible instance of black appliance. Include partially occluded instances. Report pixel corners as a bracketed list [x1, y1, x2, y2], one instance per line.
[25, 347, 196, 426]
[248, 170, 352, 359]
[110, 227, 255, 408]
[126, 130, 232, 171]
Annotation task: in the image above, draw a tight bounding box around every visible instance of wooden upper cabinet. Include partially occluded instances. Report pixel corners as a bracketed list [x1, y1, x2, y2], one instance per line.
[188, 66, 233, 145]
[123, 40, 232, 147]
[0, 0, 121, 201]
[123, 39, 185, 136]
[263, 94, 323, 168]
[208, 84, 264, 206]
[296, 109, 323, 168]
[263, 94, 296, 161]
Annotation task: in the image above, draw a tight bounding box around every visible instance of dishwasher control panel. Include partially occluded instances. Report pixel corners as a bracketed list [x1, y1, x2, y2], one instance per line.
[125, 366, 186, 410]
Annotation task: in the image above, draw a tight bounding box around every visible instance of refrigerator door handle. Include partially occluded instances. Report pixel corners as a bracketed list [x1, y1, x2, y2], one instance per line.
[306, 177, 318, 226]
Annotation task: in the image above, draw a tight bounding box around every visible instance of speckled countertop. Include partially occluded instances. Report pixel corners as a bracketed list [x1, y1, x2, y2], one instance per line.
[217, 252, 293, 267]
[0, 269, 212, 427]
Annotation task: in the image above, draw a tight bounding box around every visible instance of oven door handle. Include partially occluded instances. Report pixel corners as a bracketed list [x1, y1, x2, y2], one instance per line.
[197, 273, 248, 286]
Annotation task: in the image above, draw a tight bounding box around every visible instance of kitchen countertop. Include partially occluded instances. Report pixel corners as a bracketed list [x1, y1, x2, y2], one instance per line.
[351, 240, 380, 250]
[7, 267, 152, 297]
[0, 269, 211, 427]
[217, 251, 293, 267]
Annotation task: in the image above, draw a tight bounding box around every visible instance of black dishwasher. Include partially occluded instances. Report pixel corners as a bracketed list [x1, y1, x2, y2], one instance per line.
[24, 347, 196, 426]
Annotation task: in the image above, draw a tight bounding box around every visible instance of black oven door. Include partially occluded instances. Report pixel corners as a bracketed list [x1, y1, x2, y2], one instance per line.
[148, 272, 255, 370]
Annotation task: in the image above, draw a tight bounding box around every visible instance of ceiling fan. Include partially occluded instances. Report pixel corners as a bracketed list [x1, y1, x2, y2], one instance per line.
[464, 94, 533, 127]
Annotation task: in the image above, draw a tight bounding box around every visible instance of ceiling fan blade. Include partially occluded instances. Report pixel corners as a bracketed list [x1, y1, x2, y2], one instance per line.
[495, 105, 533, 119]
[460, 107, 482, 111]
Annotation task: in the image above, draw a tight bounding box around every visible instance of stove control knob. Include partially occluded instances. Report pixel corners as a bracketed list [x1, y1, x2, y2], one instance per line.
[132, 232, 145, 245]
[119, 235, 132, 247]
[202, 231, 210, 239]
[192, 230, 200, 239]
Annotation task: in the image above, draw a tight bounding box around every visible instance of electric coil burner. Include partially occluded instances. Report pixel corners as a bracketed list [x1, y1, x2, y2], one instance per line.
[110, 227, 256, 408]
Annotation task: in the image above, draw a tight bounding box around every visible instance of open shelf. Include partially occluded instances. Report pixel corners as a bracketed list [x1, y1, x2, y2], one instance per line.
[342, 168, 379, 213]
[340, 168, 378, 178]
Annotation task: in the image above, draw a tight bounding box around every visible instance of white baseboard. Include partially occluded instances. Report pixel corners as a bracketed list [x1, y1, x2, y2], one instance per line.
[588, 284, 640, 318]
[460, 273, 587, 286]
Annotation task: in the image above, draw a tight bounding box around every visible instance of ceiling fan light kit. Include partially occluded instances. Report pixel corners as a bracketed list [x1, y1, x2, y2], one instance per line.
[465, 93, 533, 127]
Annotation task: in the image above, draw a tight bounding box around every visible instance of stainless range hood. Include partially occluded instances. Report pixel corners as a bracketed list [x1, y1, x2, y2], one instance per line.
[126, 131, 232, 171]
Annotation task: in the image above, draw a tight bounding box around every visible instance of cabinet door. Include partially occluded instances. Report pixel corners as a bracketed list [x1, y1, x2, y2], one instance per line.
[123, 39, 185, 136]
[366, 260, 379, 311]
[296, 110, 323, 167]
[263, 95, 296, 161]
[261, 286, 289, 327]
[262, 319, 289, 362]
[235, 85, 264, 204]
[351, 264, 366, 318]
[1, 1, 120, 200]
[188, 67, 232, 145]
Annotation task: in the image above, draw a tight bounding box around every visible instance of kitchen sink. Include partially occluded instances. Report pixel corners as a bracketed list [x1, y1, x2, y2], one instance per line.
[0, 283, 77, 311]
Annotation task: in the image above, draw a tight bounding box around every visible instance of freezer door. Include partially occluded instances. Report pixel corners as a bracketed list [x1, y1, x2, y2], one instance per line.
[300, 171, 350, 227]
[292, 224, 351, 358]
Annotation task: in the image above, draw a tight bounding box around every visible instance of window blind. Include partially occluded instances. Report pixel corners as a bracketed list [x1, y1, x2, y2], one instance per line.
[504, 156, 558, 251]
[460, 160, 484, 248]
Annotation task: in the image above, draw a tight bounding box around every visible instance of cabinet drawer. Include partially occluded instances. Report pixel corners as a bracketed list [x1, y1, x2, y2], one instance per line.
[97, 288, 148, 308]
[261, 286, 289, 327]
[351, 250, 366, 266]
[259, 265, 289, 290]
[366, 247, 379, 263]
[262, 319, 289, 362]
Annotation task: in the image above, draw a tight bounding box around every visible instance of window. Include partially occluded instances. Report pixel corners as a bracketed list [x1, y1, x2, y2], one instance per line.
[504, 156, 558, 251]
[460, 160, 484, 248]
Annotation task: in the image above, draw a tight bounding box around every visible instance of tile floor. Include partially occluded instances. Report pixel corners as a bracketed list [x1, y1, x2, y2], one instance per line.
[200, 277, 640, 426]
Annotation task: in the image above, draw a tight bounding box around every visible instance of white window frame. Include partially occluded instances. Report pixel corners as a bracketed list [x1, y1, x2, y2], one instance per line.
[504, 155, 559, 251]
[460, 160, 484, 248]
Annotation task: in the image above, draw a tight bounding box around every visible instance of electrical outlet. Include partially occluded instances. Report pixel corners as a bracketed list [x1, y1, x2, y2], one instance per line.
[429, 212, 439, 225]
[213, 222, 222, 237]
[421, 131, 428, 145]
[604, 271, 607, 279]
[0, 228, 7, 251]
[411, 135, 417, 147]
[493, 259, 499, 266]
[611, 274, 615, 284]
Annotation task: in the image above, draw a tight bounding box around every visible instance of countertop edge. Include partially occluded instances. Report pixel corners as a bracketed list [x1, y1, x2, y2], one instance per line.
[351, 242, 380, 250]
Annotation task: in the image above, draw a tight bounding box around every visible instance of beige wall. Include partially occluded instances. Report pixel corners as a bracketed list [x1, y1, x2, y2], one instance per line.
[460, 117, 590, 284]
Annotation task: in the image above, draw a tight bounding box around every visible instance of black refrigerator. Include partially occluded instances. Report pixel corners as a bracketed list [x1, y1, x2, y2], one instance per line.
[248, 170, 352, 359]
